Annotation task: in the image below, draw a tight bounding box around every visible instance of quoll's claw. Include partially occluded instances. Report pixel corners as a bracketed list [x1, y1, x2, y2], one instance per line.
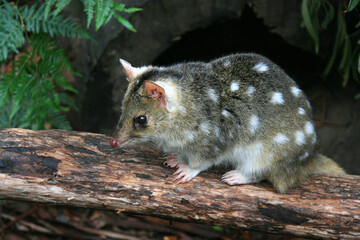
[164, 154, 180, 168]
[173, 164, 201, 183]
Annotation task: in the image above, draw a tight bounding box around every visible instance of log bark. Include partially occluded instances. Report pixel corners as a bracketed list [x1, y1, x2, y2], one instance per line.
[0, 128, 359, 239]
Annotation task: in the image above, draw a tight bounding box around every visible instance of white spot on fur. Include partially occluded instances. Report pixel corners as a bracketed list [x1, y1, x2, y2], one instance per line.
[186, 131, 195, 141]
[295, 131, 305, 145]
[179, 105, 186, 114]
[249, 115, 260, 134]
[215, 146, 220, 152]
[304, 122, 315, 135]
[215, 127, 220, 137]
[208, 88, 218, 102]
[246, 86, 255, 96]
[271, 92, 284, 105]
[299, 152, 309, 161]
[273, 133, 289, 145]
[306, 100, 311, 108]
[291, 86, 301, 97]
[253, 62, 269, 72]
[224, 60, 231, 67]
[222, 109, 230, 118]
[298, 107, 305, 115]
[312, 135, 317, 144]
[230, 81, 240, 92]
[200, 123, 210, 134]
[267, 154, 274, 161]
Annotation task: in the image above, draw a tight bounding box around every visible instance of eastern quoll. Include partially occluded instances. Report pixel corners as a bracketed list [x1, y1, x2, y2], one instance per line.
[109, 53, 345, 193]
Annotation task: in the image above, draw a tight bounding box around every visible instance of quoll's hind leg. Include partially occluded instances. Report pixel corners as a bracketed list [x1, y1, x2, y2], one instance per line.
[222, 170, 262, 185]
[267, 165, 304, 193]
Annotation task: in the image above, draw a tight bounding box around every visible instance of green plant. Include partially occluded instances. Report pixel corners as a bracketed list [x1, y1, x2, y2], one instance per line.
[45, 0, 142, 31]
[301, 0, 360, 98]
[0, 0, 142, 130]
[0, 34, 78, 129]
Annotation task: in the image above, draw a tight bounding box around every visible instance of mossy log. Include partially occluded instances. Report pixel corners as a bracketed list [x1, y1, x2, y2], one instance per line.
[0, 128, 359, 239]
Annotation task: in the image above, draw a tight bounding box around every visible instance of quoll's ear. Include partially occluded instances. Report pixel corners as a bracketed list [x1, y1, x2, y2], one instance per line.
[143, 81, 167, 110]
[119, 59, 147, 83]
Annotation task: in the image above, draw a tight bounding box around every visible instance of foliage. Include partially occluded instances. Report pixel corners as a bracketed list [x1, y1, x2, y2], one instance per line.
[0, 34, 77, 129]
[0, 1, 93, 62]
[45, 0, 142, 31]
[301, 0, 360, 98]
[0, 0, 141, 129]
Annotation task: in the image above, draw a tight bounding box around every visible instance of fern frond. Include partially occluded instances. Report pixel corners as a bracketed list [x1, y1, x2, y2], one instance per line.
[81, 0, 96, 28]
[95, 0, 113, 31]
[20, 3, 93, 40]
[112, 1, 141, 32]
[53, 0, 71, 16]
[0, 2, 24, 61]
[44, 0, 57, 19]
[113, 14, 137, 32]
[48, 111, 72, 130]
[0, 34, 77, 130]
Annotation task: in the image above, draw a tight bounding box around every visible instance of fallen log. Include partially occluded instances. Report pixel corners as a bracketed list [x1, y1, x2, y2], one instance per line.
[0, 128, 359, 239]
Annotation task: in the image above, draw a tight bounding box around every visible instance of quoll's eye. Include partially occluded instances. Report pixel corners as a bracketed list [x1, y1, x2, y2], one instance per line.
[134, 115, 148, 128]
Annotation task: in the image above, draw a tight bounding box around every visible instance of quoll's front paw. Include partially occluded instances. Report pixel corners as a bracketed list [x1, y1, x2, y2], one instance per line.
[173, 164, 201, 183]
[164, 154, 180, 168]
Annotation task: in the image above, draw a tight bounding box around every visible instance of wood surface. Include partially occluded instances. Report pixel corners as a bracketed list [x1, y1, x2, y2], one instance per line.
[0, 128, 359, 239]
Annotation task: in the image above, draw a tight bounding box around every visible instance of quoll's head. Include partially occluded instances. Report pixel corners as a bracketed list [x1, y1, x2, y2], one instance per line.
[109, 59, 169, 148]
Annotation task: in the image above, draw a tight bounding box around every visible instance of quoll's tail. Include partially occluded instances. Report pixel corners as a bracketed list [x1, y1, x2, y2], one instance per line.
[307, 153, 345, 175]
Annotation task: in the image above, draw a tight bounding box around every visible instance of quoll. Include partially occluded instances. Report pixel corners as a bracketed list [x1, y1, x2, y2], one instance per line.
[109, 53, 345, 193]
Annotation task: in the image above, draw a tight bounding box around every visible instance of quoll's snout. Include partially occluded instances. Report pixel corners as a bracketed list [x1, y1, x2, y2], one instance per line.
[109, 138, 120, 148]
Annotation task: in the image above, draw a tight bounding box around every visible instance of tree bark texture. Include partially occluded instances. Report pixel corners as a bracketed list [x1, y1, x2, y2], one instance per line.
[0, 128, 359, 239]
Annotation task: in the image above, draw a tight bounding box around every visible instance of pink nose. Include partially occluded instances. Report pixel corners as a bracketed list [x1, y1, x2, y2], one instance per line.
[109, 138, 120, 148]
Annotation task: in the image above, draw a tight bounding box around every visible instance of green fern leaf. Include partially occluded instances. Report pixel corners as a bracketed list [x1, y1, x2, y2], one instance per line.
[20, 3, 93, 40]
[0, 3, 24, 61]
[1, 34, 77, 130]
[44, 0, 57, 19]
[346, 0, 360, 12]
[112, 2, 141, 32]
[301, 0, 320, 53]
[113, 13, 137, 32]
[53, 0, 71, 16]
[82, 0, 96, 28]
[113, 2, 125, 12]
[123, 7, 142, 13]
[95, 0, 113, 31]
